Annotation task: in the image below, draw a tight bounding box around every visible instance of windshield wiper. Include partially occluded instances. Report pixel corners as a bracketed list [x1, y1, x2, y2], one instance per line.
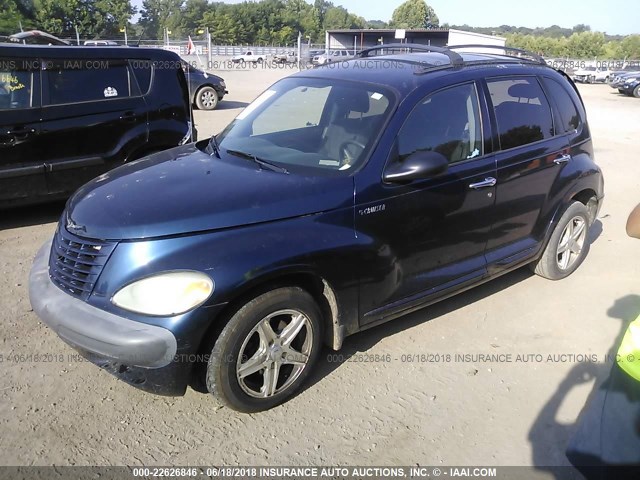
[207, 135, 221, 158]
[226, 149, 289, 174]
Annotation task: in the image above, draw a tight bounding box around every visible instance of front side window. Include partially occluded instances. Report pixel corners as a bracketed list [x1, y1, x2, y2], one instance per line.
[0, 59, 34, 110]
[487, 77, 554, 150]
[45, 60, 133, 105]
[396, 82, 483, 164]
[217, 77, 394, 174]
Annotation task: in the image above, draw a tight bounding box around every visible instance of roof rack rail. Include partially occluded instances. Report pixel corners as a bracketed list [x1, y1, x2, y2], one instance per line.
[447, 44, 546, 64]
[357, 43, 464, 67]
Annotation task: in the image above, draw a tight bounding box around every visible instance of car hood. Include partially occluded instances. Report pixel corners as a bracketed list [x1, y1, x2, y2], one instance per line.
[66, 144, 354, 241]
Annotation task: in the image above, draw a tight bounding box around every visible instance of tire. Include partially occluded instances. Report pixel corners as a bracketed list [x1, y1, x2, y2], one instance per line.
[257, 57, 263, 64]
[206, 287, 323, 412]
[195, 86, 219, 110]
[633, 85, 640, 98]
[530, 201, 590, 280]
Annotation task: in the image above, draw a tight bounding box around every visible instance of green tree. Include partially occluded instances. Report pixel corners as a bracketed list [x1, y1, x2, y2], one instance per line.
[366, 19, 389, 29]
[179, 0, 208, 36]
[139, 0, 183, 40]
[620, 35, 640, 59]
[32, 0, 134, 38]
[324, 6, 364, 30]
[390, 0, 439, 29]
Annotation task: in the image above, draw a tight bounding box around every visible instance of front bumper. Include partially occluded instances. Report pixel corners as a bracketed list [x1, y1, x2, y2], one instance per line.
[29, 240, 178, 369]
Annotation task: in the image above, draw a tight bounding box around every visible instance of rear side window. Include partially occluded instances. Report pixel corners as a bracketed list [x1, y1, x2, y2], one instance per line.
[487, 77, 554, 150]
[0, 59, 34, 110]
[542, 77, 581, 134]
[45, 60, 133, 105]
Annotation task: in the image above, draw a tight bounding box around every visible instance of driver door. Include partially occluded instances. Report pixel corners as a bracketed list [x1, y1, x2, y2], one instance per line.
[356, 82, 497, 324]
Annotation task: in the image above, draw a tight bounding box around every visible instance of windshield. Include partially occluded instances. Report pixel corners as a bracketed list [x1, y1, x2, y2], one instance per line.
[215, 77, 395, 175]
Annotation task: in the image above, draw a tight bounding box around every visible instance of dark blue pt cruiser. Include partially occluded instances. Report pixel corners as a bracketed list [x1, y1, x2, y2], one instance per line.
[29, 45, 604, 412]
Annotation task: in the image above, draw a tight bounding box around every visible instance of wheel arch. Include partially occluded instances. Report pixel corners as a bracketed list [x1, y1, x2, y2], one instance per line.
[189, 269, 344, 393]
[536, 186, 601, 264]
[199, 269, 344, 355]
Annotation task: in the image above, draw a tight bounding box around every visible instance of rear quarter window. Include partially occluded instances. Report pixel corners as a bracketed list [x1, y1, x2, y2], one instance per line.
[542, 77, 582, 134]
[487, 77, 554, 150]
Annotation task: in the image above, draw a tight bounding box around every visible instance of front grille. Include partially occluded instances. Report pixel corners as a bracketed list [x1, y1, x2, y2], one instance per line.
[48, 227, 117, 300]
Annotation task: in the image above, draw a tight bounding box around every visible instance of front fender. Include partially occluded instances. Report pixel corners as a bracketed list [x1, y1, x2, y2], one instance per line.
[88, 208, 363, 353]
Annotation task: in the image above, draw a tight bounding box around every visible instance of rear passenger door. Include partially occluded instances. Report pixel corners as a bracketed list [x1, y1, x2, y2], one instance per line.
[0, 58, 46, 204]
[40, 59, 148, 196]
[483, 76, 569, 273]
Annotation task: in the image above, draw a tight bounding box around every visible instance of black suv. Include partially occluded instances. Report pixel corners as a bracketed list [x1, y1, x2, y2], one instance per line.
[0, 45, 194, 207]
[29, 45, 604, 412]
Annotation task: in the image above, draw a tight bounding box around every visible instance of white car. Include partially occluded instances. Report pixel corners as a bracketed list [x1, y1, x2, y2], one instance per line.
[312, 50, 356, 66]
[231, 51, 268, 64]
[573, 66, 611, 83]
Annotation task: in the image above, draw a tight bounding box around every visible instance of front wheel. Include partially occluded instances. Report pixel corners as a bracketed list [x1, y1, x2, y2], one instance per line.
[530, 201, 590, 280]
[206, 287, 323, 412]
[633, 85, 640, 98]
[195, 86, 219, 110]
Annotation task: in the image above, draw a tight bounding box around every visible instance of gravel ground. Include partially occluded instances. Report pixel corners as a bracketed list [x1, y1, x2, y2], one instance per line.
[0, 68, 639, 472]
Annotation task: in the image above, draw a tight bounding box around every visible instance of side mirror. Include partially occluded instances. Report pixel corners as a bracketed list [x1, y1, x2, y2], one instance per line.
[383, 151, 449, 184]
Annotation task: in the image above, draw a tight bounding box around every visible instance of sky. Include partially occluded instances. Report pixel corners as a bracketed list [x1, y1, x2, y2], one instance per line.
[202, 0, 638, 35]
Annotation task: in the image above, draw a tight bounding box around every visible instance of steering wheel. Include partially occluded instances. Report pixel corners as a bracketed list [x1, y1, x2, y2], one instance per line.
[339, 140, 366, 168]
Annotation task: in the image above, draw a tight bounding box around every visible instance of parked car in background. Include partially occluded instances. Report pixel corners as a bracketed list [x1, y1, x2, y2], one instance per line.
[8, 30, 70, 45]
[312, 49, 356, 65]
[0, 45, 194, 207]
[183, 62, 228, 110]
[305, 49, 324, 64]
[619, 75, 640, 97]
[274, 51, 297, 64]
[609, 71, 640, 91]
[84, 40, 119, 46]
[232, 50, 268, 64]
[30, 44, 603, 412]
[572, 66, 611, 83]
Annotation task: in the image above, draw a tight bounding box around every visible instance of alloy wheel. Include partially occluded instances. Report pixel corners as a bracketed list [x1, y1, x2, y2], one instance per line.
[556, 216, 587, 270]
[236, 309, 313, 398]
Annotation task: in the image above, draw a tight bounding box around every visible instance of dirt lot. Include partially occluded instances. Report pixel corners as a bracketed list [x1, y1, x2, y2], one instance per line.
[1, 67, 639, 472]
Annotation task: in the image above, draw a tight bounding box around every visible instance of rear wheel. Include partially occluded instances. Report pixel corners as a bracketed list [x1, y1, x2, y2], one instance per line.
[206, 287, 323, 412]
[530, 201, 590, 280]
[195, 86, 219, 110]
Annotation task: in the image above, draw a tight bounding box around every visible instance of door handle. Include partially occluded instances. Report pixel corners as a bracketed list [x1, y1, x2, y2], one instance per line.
[554, 154, 572, 165]
[119, 111, 137, 123]
[0, 128, 35, 146]
[11, 128, 35, 139]
[469, 177, 497, 189]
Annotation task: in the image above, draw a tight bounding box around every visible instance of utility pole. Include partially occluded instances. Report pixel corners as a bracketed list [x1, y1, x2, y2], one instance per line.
[207, 27, 212, 67]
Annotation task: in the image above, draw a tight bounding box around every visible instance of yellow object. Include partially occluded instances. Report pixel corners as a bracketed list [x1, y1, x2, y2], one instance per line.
[617, 317, 640, 382]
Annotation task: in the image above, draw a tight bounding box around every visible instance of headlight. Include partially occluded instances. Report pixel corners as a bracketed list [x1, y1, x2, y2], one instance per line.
[112, 271, 213, 316]
[220, 81, 226, 88]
